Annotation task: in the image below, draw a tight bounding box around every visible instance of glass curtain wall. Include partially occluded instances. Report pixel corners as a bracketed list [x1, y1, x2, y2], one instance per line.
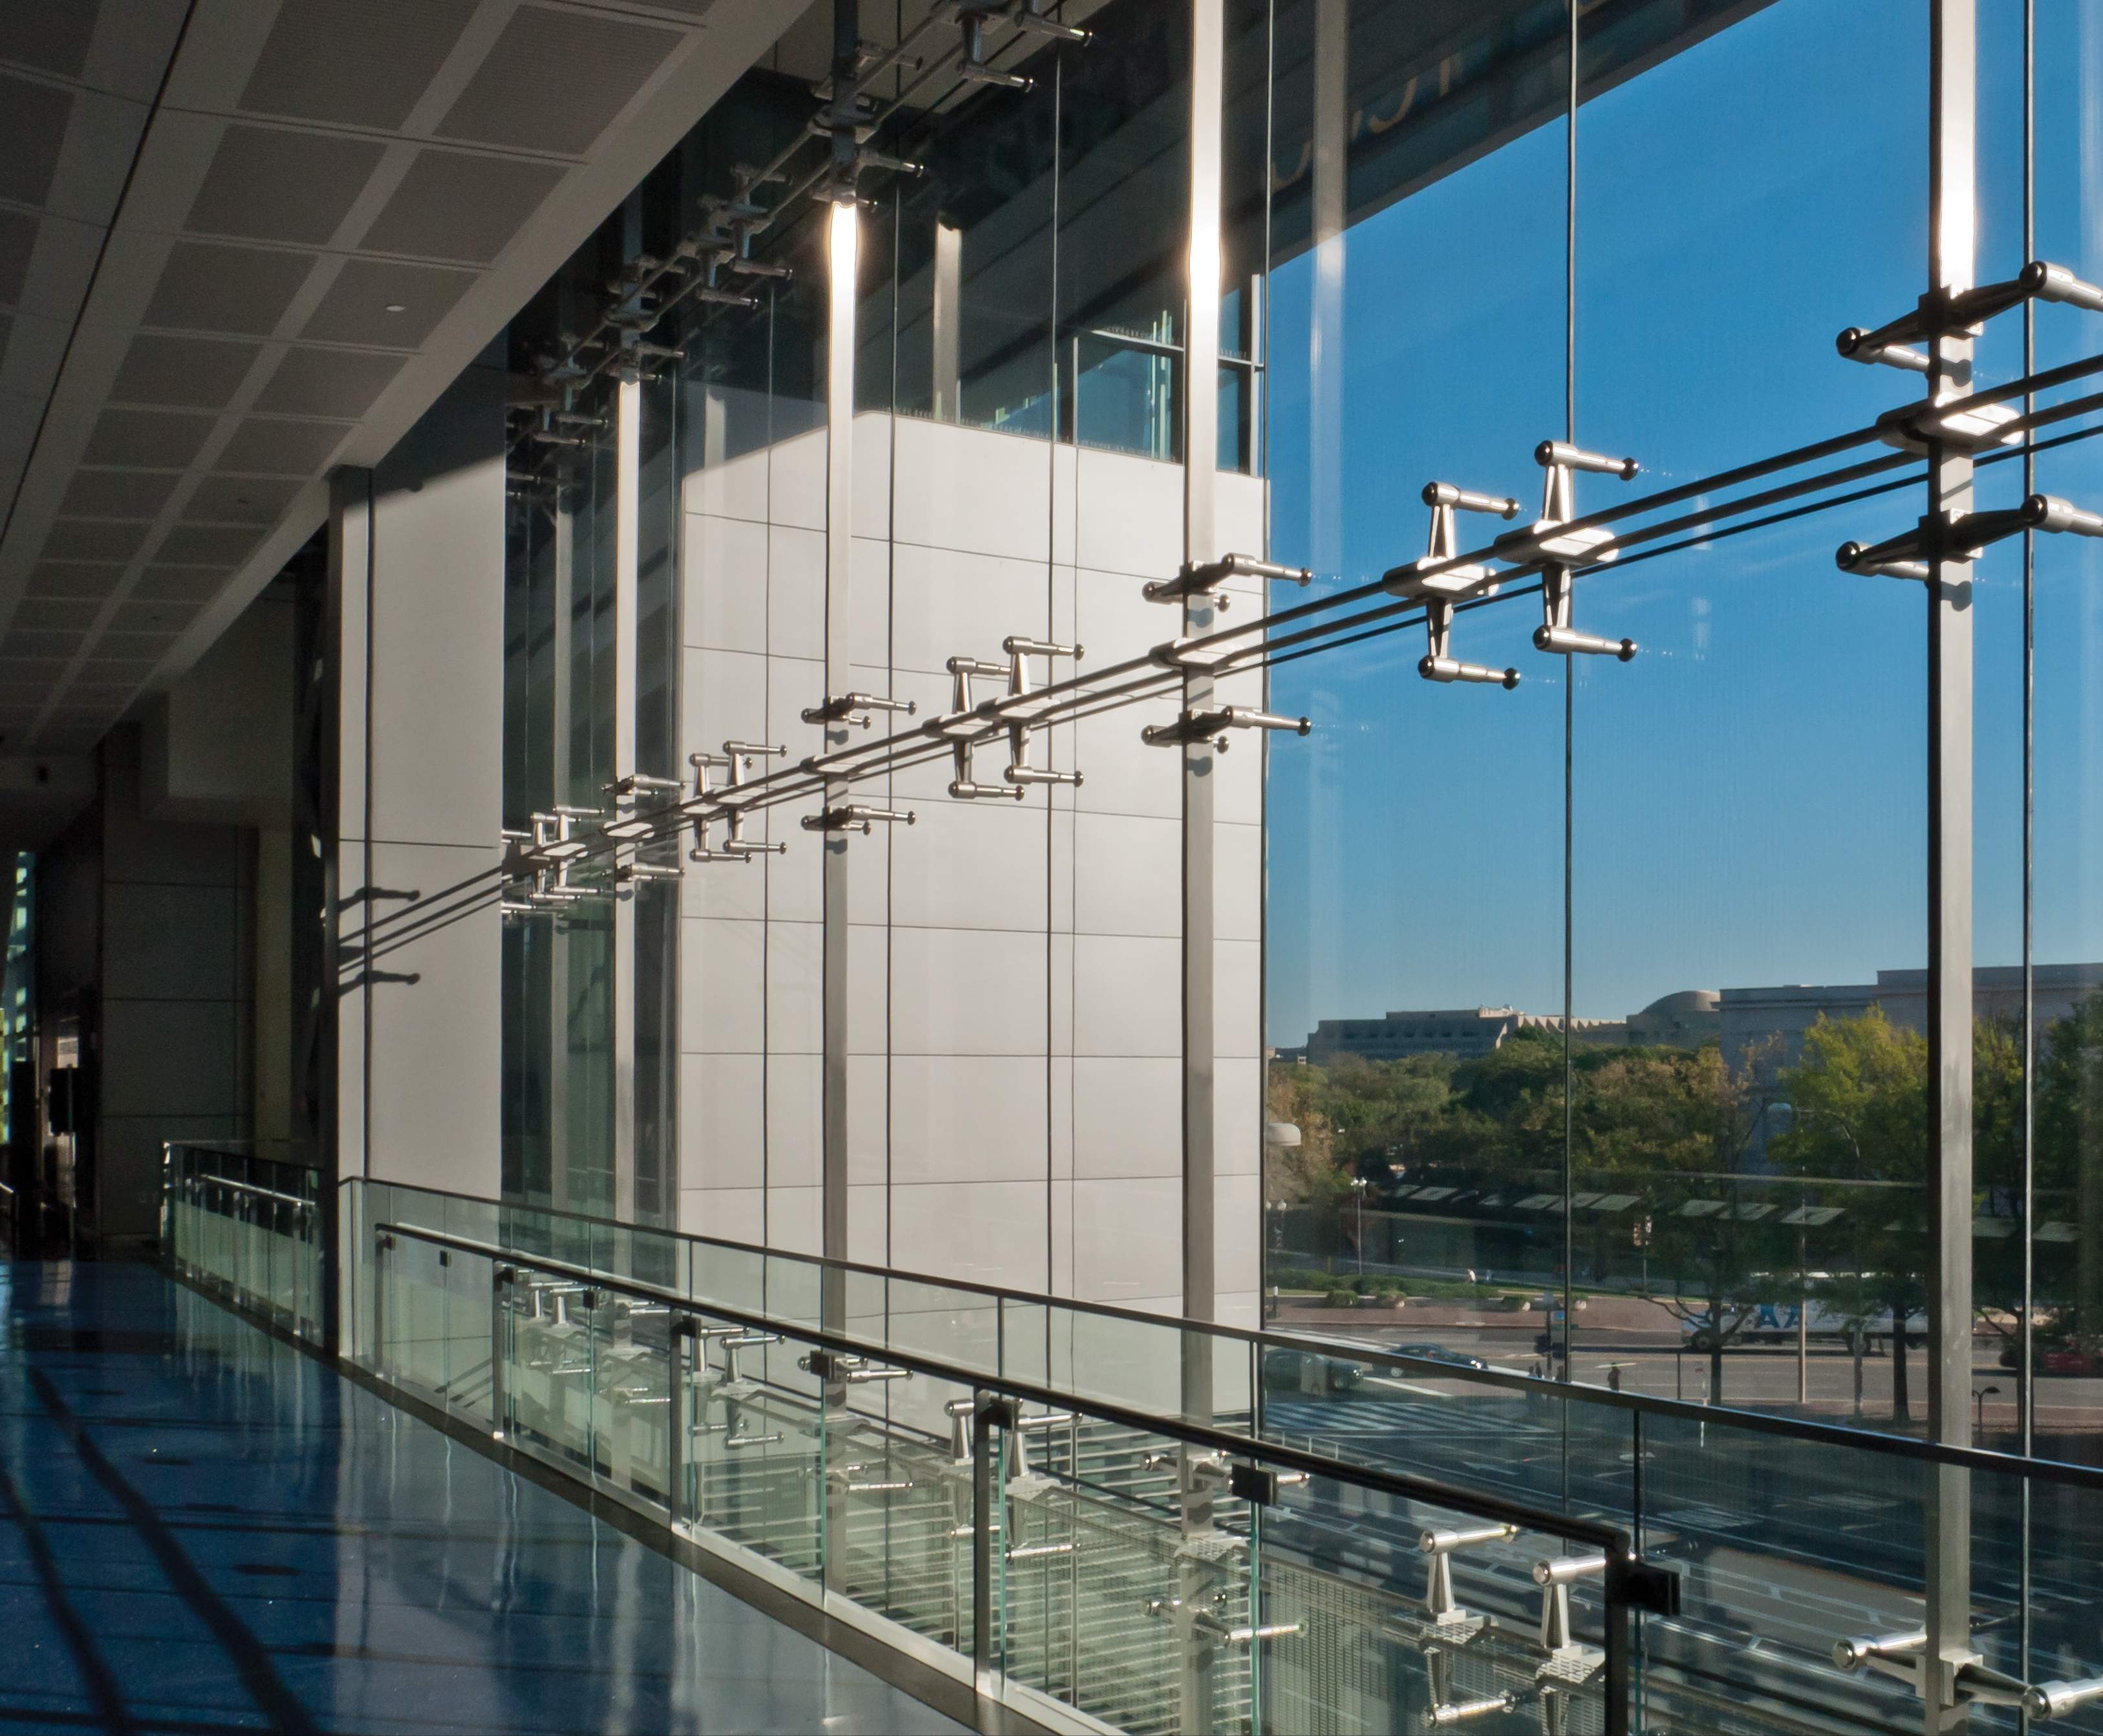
[1259, 0, 2103, 1472]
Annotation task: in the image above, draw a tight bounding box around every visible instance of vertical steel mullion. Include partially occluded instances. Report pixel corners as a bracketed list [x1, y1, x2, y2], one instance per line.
[1180, 2, 1225, 1728]
[1925, 2, 1978, 1726]
[1181, 0, 1224, 1351]
[613, 375, 642, 1223]
[548, 482, 575, 1214]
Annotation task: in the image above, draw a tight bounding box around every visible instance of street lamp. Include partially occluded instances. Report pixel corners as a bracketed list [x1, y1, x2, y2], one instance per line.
[1349, 1175, 1370, 1276]
[1770, 1099, 1868, 1417]
[1974, 1384, 2001, 1437]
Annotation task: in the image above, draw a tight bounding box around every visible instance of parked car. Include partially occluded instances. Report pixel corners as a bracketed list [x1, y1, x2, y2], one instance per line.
[1262, 1346, 1363, 1395]
[1390, 1342, 1489, 1372]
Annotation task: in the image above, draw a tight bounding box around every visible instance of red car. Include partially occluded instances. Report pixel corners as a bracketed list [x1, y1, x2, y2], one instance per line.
[1998, 1342, 2103, 1376]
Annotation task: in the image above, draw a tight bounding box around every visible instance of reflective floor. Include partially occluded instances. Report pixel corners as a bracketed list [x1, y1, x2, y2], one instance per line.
[0, 1261, 968, 1735]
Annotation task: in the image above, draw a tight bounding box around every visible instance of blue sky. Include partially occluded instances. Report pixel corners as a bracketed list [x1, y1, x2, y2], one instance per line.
[1261, 0, 2103, 1046]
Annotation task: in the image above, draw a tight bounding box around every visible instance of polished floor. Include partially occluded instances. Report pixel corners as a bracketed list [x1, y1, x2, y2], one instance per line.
[0, 1261, 967, 1735]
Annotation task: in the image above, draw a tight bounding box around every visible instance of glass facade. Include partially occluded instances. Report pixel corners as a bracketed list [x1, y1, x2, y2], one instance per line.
[480, 0, 2103, 1722]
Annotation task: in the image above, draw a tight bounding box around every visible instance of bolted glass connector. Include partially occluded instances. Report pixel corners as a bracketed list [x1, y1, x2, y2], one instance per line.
[802, 802, 916, 833]
[1141, 706, 1311, 749]
[1144, 551, 1311, 608]
[1534, 568, 1636, 661]
[1493, 441, 1639, 570]
[803, 692, 917, 729]
[1839, 493, 2103, 584]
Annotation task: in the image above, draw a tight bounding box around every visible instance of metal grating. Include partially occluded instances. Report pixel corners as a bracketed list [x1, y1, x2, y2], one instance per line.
[435, 5, 682, 156]
[358, 150, 567, 265]
[0, 74, 70, 206]
[211, 417, 348, 476]
[143, 241, 318, 336]
[300, 258, 478, 349]
[241, 0, 479, 132]
[110, 333, 262, 409]
[186, 123, 388, 246]
[252, 346, 398, 418]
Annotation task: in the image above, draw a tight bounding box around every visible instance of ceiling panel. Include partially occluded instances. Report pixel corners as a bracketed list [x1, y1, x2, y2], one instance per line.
[0, 0, 810, 751]
[81, 406, 217, 467]
[184, 124, 389, 245]
[436, 6, 682, 156]
[182, 475, 301, 524]
[211, 416, 349, 475]
[251, 346, 398, 418]
[0, 75, 71, 206]
[241, 0, 480, 132]
[300, 258, 478, 348]
[0, 210, 35, 305]
[358, 151, 568, 264]
[143, 241, 318, 336]
[44, 520, 149, 561]
[58, 469, 182, 519]
[111, 332, 263, 409]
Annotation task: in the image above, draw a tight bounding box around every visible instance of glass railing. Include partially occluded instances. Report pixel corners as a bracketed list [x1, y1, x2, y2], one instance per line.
[346, 1179, 1670, 1735]
[334, 1177, 2103, 1733]
[162, 1142, 323, 1344]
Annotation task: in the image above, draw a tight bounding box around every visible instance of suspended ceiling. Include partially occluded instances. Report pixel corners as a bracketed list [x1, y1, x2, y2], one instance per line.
[0, 0, 811, 761]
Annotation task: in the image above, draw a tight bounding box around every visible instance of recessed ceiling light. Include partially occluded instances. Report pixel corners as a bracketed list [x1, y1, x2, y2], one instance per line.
[383, 303, 407, 313]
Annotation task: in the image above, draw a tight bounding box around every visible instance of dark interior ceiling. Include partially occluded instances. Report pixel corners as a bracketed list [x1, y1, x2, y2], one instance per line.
[0, 0, 809, 761]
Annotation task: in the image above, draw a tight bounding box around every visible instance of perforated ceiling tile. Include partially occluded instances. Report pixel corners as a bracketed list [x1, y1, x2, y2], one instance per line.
[26, 561, 125, 597]
[186, 123, 387, 246]
[359, 150, 566, 265]
[3, 630, 85, 661]
[143, 240, 318, 336]
[252, 345, 398, 418]
[0, 2, 98, 78]
[9, 599, 96, 634]
[82, 407, 215, 467]
[111, 333, 262, 409]
[110, 598, 199, 633]
[0, 209, 34, 306]
[243, 0, 476, 128]
[136, 566, 229, 601]
[437, 5, 680, 156]
[57, 469, 181, 519]
[43, 520, 148, 561]
[154, 524, 261, 566]
[301, 257, 477, 348]
[212, 416, 345, 475]
[94, 630, 180, 660]
[0, 74, 70, 206]
[182, 475, 298, 524]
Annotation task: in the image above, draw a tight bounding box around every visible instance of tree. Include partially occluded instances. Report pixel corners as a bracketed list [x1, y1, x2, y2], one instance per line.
[1579, 1041, 1785, 1404]
[1771, 1009, 1928, 1423]
[1264, 1062, 1352, 1208]
[2036, 992, 2103, 1349]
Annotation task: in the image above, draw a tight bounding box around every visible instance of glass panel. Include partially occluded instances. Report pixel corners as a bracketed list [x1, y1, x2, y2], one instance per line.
[1264, 0, 1571, 1369]
[689, 1311, 825, 1582]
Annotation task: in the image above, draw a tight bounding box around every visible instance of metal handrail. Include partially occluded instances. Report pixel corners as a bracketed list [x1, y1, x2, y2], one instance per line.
[186, 1174, 316, 1212]
[372, 1219, 1635, 1559]
[349, 1177, 2103, 1493]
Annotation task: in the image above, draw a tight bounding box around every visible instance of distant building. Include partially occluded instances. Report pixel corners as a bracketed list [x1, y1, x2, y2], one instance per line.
[1292, 1005, 1627, 1064]
[1721, 963, 2103, 1077]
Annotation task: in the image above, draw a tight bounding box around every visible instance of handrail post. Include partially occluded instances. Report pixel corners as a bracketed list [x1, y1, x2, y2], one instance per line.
[971, 1391, 1008, 1702]
[667, 1314, 692, 1529]
[490, 1265, 512, 1442]
[1603, 1556, 1630, 1736]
